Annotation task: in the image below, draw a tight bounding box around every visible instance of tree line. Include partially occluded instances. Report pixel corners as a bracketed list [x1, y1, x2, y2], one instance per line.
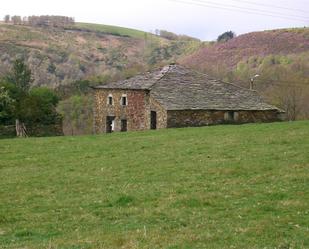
[154, 29, 200, 42]
[4, 15, 75, 27]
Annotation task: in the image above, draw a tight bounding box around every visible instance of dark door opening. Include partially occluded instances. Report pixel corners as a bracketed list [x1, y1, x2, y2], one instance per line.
[121, 119, 127, 132]
[106, 116, 115, 133]
[151, 111, 157, 130]
[225, 111, 235, 122]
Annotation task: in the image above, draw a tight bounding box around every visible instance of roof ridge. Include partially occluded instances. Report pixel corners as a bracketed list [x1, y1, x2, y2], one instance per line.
[149, 64, 174, 90]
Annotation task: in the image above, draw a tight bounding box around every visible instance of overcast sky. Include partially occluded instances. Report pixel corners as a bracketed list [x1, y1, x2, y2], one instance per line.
[1, 0, 308, 40]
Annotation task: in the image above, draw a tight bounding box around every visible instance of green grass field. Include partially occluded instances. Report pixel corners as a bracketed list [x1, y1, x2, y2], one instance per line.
[75, 23, 148, 39]
[0, 121, 308, 249]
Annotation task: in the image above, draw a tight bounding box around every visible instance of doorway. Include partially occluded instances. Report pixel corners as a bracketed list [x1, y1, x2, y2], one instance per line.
[106, 116, 115, 133]
[150, 111, 157, 130]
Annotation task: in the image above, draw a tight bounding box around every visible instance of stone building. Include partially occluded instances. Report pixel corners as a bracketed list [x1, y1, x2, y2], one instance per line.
[93, 65, 284, 133]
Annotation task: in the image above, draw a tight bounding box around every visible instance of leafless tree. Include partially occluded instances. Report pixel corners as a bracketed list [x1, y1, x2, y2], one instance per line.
[274, 85, 303, 121]
[22, 16, 28, 25]
[9, 15, 75, 27]
[4, 15, 10, 23]
[11, 15, 22, 25]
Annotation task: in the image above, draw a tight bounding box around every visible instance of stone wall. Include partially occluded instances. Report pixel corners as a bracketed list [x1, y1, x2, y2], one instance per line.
[237, 110, 284, 123]
[149, 97, 167, 129]
[93, 88, 283, 133]
[94, 89, 151, 133]
[167, 110, 282, 128]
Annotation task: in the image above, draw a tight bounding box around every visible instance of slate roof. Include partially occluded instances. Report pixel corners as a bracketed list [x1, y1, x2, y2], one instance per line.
[94, 66, 170, 90]
[94, 65, 281, 111]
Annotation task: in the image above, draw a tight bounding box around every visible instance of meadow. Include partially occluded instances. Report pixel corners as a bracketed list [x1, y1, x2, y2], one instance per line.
[75, 23, 149, 39]
[0, 121, 308, 249]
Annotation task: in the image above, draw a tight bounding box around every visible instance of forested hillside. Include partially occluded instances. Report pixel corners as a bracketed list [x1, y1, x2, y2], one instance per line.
[0, 22, 200, 88]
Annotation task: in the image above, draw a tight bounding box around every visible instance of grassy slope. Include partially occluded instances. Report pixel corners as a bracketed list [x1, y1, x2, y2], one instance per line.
[0, 121, 308, 249]
[75, 22, 149, 39]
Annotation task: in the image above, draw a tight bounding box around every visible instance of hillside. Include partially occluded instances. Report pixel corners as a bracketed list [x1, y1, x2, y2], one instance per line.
[1, 23, 308, 123]
[1, 24, 308, 90]
[0, 121, 308, 248]
[181, 28, 309, 71]
[180, 28, 309, 120]
[0, 22, 200, 87]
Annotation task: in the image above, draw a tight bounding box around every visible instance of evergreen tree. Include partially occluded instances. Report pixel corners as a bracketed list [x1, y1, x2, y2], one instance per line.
[217, 31, 236, 42]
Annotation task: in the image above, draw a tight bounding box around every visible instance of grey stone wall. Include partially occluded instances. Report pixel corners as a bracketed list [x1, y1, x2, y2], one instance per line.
[94, 88, 283, 133]
[149, 97, 167, 129]
[167, 110, 282, 128]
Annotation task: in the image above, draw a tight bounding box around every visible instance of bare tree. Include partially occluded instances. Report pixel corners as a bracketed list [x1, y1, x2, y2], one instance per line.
[274, 85, 302, 121]
[11, 15, 22, 25]
[22, 16, 28, 25]
[285, 87, 301, 121]
[4, 15, 10, 23]
[8, 15, 74, 27]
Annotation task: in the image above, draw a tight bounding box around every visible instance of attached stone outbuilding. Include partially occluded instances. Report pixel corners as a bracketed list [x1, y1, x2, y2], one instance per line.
[93, 65, 284, 133]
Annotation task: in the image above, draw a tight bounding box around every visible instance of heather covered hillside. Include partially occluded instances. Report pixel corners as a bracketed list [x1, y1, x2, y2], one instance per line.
[181, 28, 309, 70]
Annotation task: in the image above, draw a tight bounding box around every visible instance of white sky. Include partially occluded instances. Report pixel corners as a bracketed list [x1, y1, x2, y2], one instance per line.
[1, 0, 308, 40]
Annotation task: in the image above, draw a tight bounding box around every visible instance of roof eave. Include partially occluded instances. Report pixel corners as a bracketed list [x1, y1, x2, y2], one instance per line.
[93, 86, 150, 91]
[165, 108, 281, 111]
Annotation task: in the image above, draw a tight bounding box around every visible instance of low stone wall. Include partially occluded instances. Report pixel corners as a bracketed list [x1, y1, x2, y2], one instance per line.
[237, 110, 284, 123]
[167, 110, 282, 128]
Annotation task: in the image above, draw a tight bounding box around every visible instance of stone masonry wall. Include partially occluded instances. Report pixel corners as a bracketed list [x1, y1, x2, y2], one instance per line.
[167, 110, 282, 128]
[236, 110, 283, 123]
[94, 89, 150, 133]
[149, 97, 168, 129]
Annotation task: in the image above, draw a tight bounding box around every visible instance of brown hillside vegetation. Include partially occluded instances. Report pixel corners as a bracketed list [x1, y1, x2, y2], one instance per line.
[0, 22, 200, 88]
[0, 23, 146, 87]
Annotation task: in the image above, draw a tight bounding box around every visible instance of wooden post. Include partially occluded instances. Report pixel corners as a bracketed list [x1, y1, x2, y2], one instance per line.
[15, 119, 27, 137]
